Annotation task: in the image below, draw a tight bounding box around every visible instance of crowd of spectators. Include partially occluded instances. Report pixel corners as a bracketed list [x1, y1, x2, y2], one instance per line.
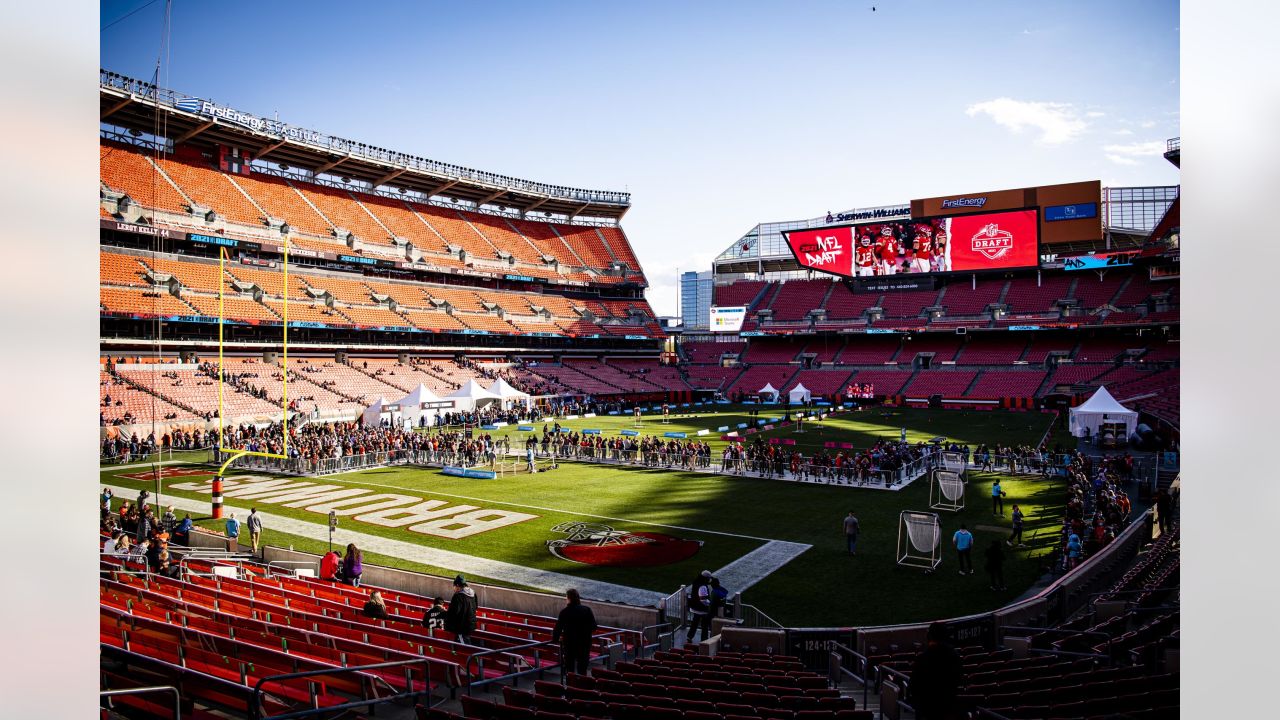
[1057, 451, 1135, 570]
[100, 488, 190, 579]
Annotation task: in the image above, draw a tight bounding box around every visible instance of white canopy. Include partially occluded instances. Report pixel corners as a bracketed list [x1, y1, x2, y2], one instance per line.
[447, 379, 502, 411]
[395, 384, 449, 428]
[488, 377, 531, 409]
[1069, 386, 1139, 439]
[362, 397, 395, 427]
[758, 383, 779, 401]
[789, 383, 812, 404]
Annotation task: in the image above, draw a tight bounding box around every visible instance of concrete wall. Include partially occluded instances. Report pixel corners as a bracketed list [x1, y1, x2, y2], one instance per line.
[262, 546, 661, 631]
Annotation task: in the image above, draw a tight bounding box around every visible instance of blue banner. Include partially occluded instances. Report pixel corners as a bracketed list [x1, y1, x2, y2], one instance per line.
[517, 425, 534, 431]
[480, 424, 498, 430]
[757, 419, 767, 425]
[737, 423, 748, 429]
[607, 410, 620, 415]
[1007, 325, 1041, 331]
[866, 328, 898, 334]
[460, 329, 490, 335]
[717, 425, 730, 432]
[1044, 202, 1098, 222]
[441, 466, 496, 479]
[663, 431, 687, 439]
[582, 429, 601, 435]
[620, 429, 639, 436]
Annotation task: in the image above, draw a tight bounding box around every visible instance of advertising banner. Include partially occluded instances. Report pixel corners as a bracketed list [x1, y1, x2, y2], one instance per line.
[784, 208, 1040, 279]
[709, 305, 747, 333]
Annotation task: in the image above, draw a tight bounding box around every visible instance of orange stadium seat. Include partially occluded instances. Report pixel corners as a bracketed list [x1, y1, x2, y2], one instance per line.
[100, 287, 199, 317]
[454, 313, 519, 334]
[100, 252, 152, 288]
[410, 203, 500, 260]
[229, 172, 333, 237]
[100, 142, 190, 214]
[154, 149, 265, 226]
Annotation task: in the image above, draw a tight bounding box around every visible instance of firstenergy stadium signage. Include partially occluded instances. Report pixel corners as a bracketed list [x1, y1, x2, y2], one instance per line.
[168, 475, 538, 539]
[176, 98, 326, 144]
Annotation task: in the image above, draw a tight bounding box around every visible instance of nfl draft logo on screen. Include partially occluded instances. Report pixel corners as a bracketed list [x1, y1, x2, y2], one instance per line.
[783, 227, 854, 276]
[945, 209, 1039, 272]
[547, 522, 702, 567]
[969, 223, 1015, 260]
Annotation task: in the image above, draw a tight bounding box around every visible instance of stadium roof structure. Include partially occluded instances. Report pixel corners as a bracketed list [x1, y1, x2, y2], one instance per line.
[100, 70, 630, 225]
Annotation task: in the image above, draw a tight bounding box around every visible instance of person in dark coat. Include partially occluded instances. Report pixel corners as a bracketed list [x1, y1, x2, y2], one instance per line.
[444, 575, 478, 645]
[985, 540, 1006, 591]
[907, 622, 965, 720]
[552, 588, 597, 676]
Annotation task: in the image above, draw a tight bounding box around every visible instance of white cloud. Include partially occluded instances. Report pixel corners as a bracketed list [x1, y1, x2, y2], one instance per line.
[1112, 129, 1134, 136]
[1140, 120, 1156, 128]
[1102, 140, 1166, 165]
[965, 98, 1089, 145]
[1103, 140, 1166, 157]
[1086, 111, 1106, 118]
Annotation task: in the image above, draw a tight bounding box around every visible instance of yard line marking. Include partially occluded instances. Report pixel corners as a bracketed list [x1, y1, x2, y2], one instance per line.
[102, 483, 666, 607]
[712, 540, 812, 595]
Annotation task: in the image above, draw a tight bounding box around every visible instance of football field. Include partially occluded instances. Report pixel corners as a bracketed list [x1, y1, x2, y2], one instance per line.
[101, 406, 1072, 628]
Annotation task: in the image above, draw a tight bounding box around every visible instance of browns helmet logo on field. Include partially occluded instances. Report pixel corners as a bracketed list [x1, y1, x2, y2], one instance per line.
[546, 521, 702, 567]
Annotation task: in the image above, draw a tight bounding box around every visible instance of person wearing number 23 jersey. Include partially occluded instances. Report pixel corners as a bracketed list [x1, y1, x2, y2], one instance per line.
[855, 235, 877, 277]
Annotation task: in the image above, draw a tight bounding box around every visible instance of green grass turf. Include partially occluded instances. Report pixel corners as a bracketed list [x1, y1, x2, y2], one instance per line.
[100, 407, 1071, 628]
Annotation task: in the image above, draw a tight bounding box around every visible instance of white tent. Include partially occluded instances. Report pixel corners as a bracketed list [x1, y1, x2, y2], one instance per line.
[362, 397, 397, 428]
[447, 379, 502, 412]
[758, 383, 779, 402]
[789, 383, 812, 404]
[1069, 386, 1139, 439]
[396, 384, 449, 428]
[488, 378, 531, 409]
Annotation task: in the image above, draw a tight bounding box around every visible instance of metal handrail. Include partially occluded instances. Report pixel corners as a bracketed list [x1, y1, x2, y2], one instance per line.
[463, 639, 558, 694]
[100, 685, 181, 719]
[248, 657, 452, 720]
[829, 641, 872, 709]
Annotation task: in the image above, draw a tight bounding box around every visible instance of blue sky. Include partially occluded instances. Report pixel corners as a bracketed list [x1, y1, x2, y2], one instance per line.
[102, 0, 1180, 316]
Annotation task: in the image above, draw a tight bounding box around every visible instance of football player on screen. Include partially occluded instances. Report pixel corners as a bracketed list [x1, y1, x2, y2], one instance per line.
[932, 227, 950, 273]
[855, 234, 877, 276]
[911, 226, 933, 273]
[875, 225, 898, 276]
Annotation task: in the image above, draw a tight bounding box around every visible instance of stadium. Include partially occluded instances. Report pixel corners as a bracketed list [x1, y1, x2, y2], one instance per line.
[96, 14, 1180, 720]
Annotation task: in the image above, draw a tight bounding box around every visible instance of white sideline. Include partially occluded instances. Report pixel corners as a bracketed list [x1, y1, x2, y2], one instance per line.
[711, 540, 812, 595]
[102, 483, 667, 607]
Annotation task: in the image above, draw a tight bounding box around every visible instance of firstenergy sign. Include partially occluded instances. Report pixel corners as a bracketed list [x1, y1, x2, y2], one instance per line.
[169, 475, 537, 539]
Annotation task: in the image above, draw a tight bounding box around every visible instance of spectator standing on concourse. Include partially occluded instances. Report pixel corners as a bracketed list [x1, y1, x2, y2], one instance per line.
[908, 622, 965, 720]
[342, 544, 364, 587]
[445, 575, 478, 645]
[320, 549, 341, 581]
[246, 508, 263, 554]
[224, 512, 241, 553]
[553, 588, 597, 676]
[173, 514, 192, 547]
[985, 539, 1006, 591]
[953, 524, 974, 575]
